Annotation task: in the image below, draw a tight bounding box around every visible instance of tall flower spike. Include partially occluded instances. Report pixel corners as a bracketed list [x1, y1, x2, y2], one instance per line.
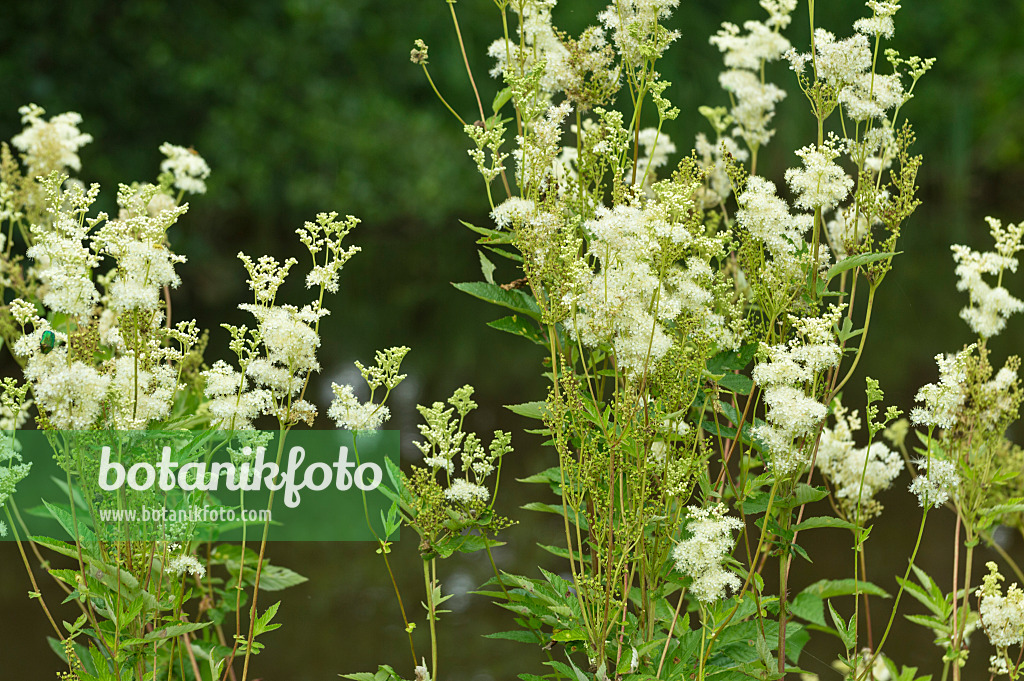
[672, 504, 743, 603]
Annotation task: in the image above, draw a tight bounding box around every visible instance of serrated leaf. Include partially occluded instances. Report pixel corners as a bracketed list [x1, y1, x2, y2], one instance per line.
[793, 516, 859, 533]
[506, 401, 549, 420]
[826, 251, 898, 282]
[827, 600, 856, 650]
[803, 578, 891, 600]
[791, 484, 829, 507]
[479, 250, 496, 285]
[145, 622, 212, 640]
[254, 601, 282, 637]
[789, 592, 826, 627]
[488, 315, 545, 345]
[492, 87, 513, 114]
[484, 629, 541, 644]
[707, 343, 759, 373]
[257, 564, 308, 591]
[43, 500, 96, 546]
[453, 281, 540, 320]
[717, 372, 754, 395]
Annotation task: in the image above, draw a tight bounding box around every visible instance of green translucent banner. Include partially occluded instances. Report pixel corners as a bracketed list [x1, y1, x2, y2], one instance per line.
[1, 430, 398, 542]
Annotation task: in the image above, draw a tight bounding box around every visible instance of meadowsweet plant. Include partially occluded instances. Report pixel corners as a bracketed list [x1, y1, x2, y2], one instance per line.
[340, 1, 1018, 680]
[0, 104, 421, 681]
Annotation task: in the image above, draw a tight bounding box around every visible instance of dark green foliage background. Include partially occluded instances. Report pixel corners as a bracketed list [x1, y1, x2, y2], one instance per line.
[0, 1, 1022, 679]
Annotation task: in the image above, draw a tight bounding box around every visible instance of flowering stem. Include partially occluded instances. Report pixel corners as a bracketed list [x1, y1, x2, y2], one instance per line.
[447, 1, 512, 201]
[240, 428, 290, 681]
[656, 586, 687, 677]
[698, 603, 709, 681]
[777, 506, 792, 674]
[4, 505, 64, 642]
[424, 558, 439, 681]
[831, 283, 878, 398]
[857, 505, 929, 680]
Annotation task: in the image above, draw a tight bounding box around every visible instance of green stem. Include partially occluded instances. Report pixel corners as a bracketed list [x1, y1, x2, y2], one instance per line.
[857, 506, 930, 680]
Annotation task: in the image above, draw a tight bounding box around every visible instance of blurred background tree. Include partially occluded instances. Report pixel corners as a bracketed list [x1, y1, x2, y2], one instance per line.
[0, 1, 1022, 679]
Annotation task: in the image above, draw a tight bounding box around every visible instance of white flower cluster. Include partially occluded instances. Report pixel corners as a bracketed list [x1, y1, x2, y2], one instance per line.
[977, 365, 1019, 428]
[328, 346, 409, 431]
[694, 130, 749, 207]
[785, 138, 853, 213]
[513, 102, 572, 193]
[491, 197, 536, 231]
[951, 216, 1024, 339]
[11, 103, 93, 178]
[786, 6, 906, 122]
[816, 400, 902, 519]
[488, 1, 617, 102]
[710, 0, 795, 147]
[751, 308, 842, 475]
[979, 562, 1024, 650]
[908, 457, 959, 508]
[735, 176, 820, 293]
[910, 347, 973, 429]
[854, 1, 901, 40]
[95, 184, 189, 313]
[414, 386, 511, 507]
[598, 0, 680, 68]
[26, 177, 102, 319]
[24, 351, 110, 429]
[328, 383, 390, 431]
[444, 478, 491, 504]
[215, 214, 359, 430]
[203, 360, 270, 430]
[164, 554, 207, 579]
[672, 504, 743, 603]
[159, 143, 211, 195]
[0, 438, 32, 511]
[565, 201, 729, 375]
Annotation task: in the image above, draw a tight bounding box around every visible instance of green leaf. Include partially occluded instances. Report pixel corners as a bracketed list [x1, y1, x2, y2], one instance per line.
[717, 372, 754, 395]
[145, 622, 212, 640]
[453, 533, 505, 554]
[835, 316, 864, 344]
[460, 219, 513, 244]
[707, 343, 759, 373]
[492, 86, 513, 114]
[488, 315, 546, 345]
[483, 244, 523, 263]
[550, 628, 588, 642]
[826, 251, 898, 282]
[478, 250, 496, 285]
[517, 466, 561, 485]
[42, 500, 97, 546]
[803, 578, 891, 600]
[506, 401, 549, 420]
[520, 503, 587, 529]
[827, 600, 857, 650]
[453, 281, 540, 320]
[789, 592, 826, 626]
[254, 601, 282, 637]
[257, 564, 308, 591]
[791, 483, 829, 507]
[793, 516, 859, 533]
[484, 629, 542, 644]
